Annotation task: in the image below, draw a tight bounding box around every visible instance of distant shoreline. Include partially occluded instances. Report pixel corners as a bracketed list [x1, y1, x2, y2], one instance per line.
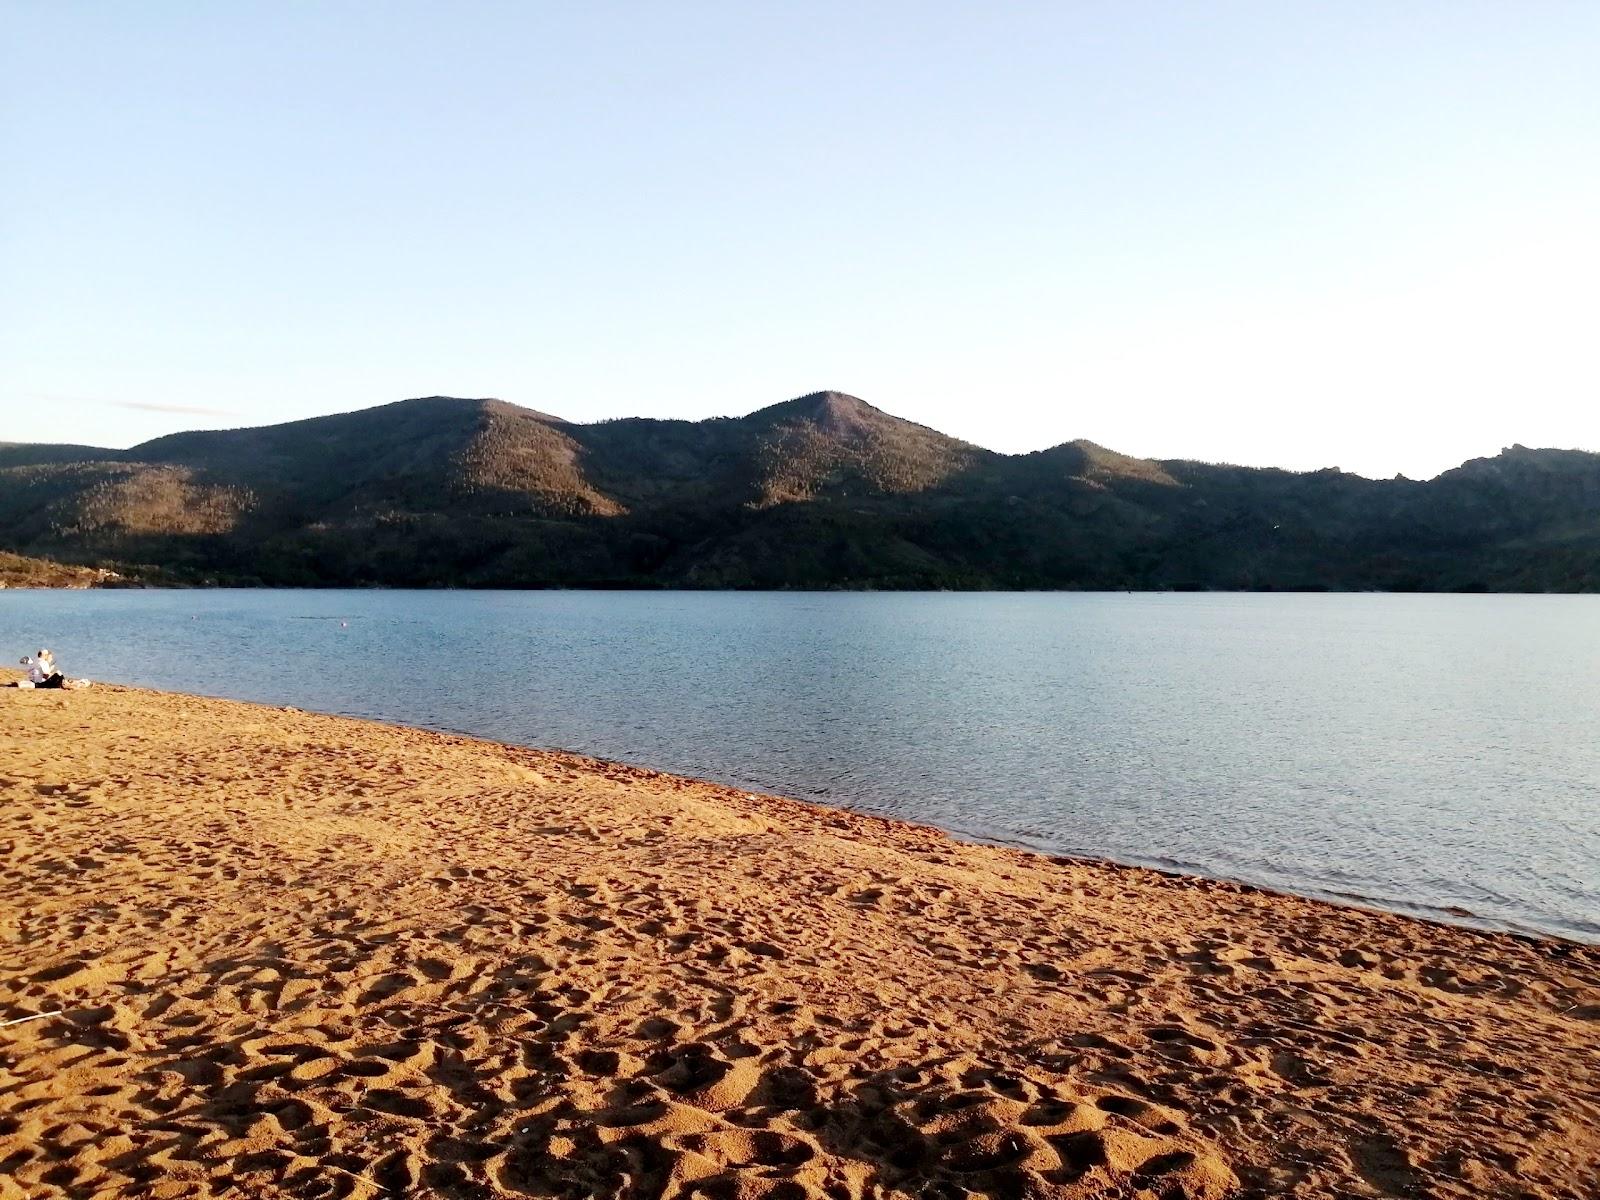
[9, 577, 1600, 595]
[5, 666, 1591, 946]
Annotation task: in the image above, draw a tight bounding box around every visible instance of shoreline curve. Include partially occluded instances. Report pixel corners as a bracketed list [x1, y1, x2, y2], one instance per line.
[3, 680, 1597, 1198]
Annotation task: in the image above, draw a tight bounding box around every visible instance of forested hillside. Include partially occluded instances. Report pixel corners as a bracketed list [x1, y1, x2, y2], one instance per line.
[2, 393, 1598, 590]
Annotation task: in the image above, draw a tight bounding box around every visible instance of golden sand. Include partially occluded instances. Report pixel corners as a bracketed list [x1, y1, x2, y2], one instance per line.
[2, 680, 1596, 1199]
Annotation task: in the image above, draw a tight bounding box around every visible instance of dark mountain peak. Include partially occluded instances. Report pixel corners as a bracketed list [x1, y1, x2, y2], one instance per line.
[458, 395, 620, 516]
[737, 391, 982, 506]
[1441, 444, 1600, 483]
[749, 391, 885, 438]
[747, 391, 985, 453]
[1493, 443, 1599, 465]
[126, 395, 470, 456]
[392, 394, 491, 410]
[481, 397, 569, 425]
[792, 389, 875, 416]
[395, 395, 570, 425]
[0, 443, 117, 469]
[102, 393, 613, 522]
[1029, 439, 1178, 487]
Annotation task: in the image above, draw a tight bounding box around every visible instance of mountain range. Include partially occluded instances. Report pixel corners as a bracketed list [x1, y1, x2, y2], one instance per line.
[2, 392, 1598, 590]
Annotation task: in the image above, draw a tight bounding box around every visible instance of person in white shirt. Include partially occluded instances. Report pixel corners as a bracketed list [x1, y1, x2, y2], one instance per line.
[9, 649, 66, 689]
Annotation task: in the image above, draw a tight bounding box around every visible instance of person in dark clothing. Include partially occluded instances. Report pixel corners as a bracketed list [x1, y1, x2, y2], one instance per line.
[8, 649, 66, 688]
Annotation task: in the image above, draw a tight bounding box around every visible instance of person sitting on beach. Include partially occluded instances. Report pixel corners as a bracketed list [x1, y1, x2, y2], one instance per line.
[9, 649, 66, 689]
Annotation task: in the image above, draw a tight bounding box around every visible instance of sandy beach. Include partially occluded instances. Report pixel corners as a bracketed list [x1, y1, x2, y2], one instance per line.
[2, 680, 1596, 1199]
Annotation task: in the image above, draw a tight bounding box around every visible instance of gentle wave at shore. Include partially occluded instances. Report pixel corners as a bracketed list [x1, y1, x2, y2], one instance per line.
[3, 588, 1597, 941]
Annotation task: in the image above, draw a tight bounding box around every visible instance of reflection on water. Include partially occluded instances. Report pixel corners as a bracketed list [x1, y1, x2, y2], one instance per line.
[4, 589, 1597, 941]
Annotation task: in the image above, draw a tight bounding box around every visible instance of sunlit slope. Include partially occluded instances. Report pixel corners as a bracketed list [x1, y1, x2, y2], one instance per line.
[1, 394, 1597, 589]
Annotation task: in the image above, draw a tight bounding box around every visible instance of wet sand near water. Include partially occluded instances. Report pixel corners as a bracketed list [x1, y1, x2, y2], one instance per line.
[2, 679, 1597, 1198]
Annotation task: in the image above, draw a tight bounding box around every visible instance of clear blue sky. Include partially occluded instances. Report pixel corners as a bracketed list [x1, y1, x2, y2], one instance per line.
[3, 2, 1596, 478]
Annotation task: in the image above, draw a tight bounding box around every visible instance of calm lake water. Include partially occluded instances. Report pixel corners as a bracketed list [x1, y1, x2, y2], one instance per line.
[3, 590, 1597, 942]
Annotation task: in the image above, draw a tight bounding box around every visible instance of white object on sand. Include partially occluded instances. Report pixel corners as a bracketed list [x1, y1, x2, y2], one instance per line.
[0, 1010, 63, 1028]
